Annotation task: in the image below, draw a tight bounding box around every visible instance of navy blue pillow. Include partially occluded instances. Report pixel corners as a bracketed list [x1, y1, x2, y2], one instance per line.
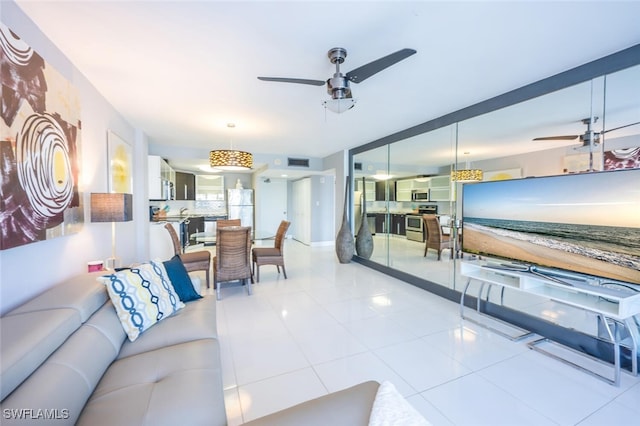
[163, 255, 202, 302]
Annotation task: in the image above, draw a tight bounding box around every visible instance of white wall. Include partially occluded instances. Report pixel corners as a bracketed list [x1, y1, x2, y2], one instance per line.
[309, 175, 335, 245]
[291, 178, 311, 244]
[323, 150, 348, 235]
[0, 2, 146, 314]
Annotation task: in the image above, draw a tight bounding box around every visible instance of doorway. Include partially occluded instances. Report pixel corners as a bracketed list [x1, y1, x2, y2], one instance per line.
[255, 178, 288, 240]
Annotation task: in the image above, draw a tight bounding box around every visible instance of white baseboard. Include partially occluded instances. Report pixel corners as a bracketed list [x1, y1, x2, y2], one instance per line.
[310, 240, 334, 247]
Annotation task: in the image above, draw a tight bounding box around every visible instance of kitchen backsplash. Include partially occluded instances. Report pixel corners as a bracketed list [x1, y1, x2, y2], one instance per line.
[366, 200, 451, 215]
[149, 200, 227, 216]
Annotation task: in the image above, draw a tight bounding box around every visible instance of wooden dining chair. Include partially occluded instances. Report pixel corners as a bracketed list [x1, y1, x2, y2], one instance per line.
[164, 223, 211, 288]
[422, 214, 453, 260]
[252, 220, 291, 282]
[213, 225, 253, 300]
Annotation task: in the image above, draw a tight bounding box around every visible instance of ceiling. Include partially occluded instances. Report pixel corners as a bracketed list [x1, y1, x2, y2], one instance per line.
[13, 1, 640, 178]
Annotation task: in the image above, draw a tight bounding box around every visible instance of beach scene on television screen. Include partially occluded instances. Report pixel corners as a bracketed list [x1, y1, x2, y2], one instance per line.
[462, 169, 640, 285]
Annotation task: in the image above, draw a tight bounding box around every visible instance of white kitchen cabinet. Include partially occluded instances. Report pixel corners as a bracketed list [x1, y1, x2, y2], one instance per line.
[148, 155, 174, 200]
[413, 179, 429, 190]
[148, 222, 176, 260]
[355, 179, 375, 202]
[429, 175, 450, 201]
[396, 178, 431, 201]
[395, 179, 412, 201]
[195, 175, 225, 200]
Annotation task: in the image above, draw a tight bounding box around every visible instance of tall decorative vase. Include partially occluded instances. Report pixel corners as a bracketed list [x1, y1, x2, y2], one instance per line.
[355, 177, 374, 259]
[335, 177, 355, 263]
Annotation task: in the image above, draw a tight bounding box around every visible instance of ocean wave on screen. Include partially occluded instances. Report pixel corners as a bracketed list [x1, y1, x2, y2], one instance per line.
[466, 223, 640, 271]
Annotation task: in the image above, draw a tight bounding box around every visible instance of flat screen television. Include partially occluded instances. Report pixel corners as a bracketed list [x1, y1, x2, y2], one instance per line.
[461, 168, 640, 285]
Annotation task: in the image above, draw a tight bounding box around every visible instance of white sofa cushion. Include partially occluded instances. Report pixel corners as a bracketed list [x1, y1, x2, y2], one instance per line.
[78, 339, 227, 426]
[118, 295, 217, 359]
[0, 302, 126, 425]
[0, 309, 79, 401]
[0, 273, 108, 400]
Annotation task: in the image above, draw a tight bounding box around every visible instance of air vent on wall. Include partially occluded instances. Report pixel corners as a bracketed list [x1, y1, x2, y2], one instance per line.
[287, 157, 309, 167]
[354, 162, 362, 170]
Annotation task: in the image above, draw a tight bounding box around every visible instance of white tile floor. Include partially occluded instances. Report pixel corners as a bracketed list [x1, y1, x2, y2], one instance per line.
[198, 239, 640, 426]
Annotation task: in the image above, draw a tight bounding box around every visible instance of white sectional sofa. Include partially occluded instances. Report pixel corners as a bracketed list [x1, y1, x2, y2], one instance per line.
[0, 270, 226, 425]
[1, 262, 426, 425]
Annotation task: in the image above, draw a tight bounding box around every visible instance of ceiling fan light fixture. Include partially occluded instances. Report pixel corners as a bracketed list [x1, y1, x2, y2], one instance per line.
[209, 149, 253, 171]
[259, 47, 415, 114]
[323, 98, 356, 113]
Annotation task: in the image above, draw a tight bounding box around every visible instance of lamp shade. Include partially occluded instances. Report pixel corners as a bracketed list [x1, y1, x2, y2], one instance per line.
[451, 169, 483, 182]
[209, 149, 253, 170]
[90, 193, 133, 222]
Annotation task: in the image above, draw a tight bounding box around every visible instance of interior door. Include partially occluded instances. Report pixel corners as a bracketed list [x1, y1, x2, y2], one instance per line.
[291, 178, 311, 245]
[255, 178, 287, 240]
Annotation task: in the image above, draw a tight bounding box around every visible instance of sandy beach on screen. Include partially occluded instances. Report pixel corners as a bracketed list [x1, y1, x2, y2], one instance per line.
[463, 227, 640, 285]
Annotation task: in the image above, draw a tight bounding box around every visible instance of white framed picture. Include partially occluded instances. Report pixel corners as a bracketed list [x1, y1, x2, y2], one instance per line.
[108, 130, 133, 193]
[563, 152, 603, 173]
[483, 168, 522, 181]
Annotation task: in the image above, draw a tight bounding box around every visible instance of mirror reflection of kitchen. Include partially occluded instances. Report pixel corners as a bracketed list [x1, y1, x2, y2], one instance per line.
[352, 64, 640, 291]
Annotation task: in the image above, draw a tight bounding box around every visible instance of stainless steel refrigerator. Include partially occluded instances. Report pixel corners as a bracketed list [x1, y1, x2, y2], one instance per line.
[226, 189, 254, 236]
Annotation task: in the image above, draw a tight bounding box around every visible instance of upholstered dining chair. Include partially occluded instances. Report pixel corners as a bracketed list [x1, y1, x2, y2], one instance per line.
[422, 214, 453, 260]
[213, 225, 253, 300]
[164, 223, 211, 288]
[252, 220, 291, 282]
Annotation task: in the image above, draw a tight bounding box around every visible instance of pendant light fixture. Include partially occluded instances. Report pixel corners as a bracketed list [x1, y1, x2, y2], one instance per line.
[451, 152, 483, 182]
[209, 123, 253, 171]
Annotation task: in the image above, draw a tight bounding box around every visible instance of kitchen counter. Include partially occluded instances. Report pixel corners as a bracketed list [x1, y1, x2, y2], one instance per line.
[204, 215, 228, 221]
[151, 213, 224, 223]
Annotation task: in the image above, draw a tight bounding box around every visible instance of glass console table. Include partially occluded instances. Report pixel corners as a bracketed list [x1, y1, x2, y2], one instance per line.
[460, 259, 640, 386]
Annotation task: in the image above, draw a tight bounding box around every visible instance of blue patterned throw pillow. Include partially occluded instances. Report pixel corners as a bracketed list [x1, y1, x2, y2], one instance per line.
[102, 262, 185, 341]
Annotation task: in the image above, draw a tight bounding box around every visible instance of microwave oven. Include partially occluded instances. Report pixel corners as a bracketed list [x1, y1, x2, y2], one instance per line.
[411, 190, 429, 201]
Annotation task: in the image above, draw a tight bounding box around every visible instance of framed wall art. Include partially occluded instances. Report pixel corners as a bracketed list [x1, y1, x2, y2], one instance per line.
[107, 130, 133, 194]
[482, 168, 522, 181]
[604, 147, 640, 170]
[0, 21, 83, 250]
[563, 152, 603, 173]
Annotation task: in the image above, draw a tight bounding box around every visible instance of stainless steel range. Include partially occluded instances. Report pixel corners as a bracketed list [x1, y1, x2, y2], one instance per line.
[405, 205, 437, 242]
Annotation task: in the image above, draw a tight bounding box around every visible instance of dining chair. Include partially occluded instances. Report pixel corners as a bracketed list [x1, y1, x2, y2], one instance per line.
[216, 219, 241, 228]
[213, 225, 253, 300]
[252, 220, 291, 282]
[422, 214, 453, 260]
[164, 223, 211, 288]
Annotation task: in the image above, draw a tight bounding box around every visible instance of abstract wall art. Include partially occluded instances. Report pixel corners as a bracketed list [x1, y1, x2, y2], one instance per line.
[108, 130, 132, 194]
[1, 22, 83, 250]
[482, 168, 522, 181]
[604, 147, 640, 170]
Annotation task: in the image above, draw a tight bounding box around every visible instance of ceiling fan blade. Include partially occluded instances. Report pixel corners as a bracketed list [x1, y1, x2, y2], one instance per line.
[532, 135, 579, 141]
[602, 121, 640, 134]
[346, 48, 417, 84]
[257, 77, 325, 86]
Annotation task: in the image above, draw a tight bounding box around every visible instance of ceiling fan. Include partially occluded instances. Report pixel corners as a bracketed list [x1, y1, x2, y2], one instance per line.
[257, 47, 417, 113]
[533, 117, 640, 150]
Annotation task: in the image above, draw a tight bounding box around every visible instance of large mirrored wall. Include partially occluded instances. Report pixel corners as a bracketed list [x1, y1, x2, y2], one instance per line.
[350, 49, 640, 319]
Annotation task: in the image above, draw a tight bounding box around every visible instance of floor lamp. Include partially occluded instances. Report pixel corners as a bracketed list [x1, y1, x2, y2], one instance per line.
[91, 193, 133, 270]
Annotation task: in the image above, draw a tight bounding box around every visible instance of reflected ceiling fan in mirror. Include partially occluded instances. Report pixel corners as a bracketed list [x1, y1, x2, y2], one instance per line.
[533, 117, 640, 151]
[257, 47, 417, 113]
